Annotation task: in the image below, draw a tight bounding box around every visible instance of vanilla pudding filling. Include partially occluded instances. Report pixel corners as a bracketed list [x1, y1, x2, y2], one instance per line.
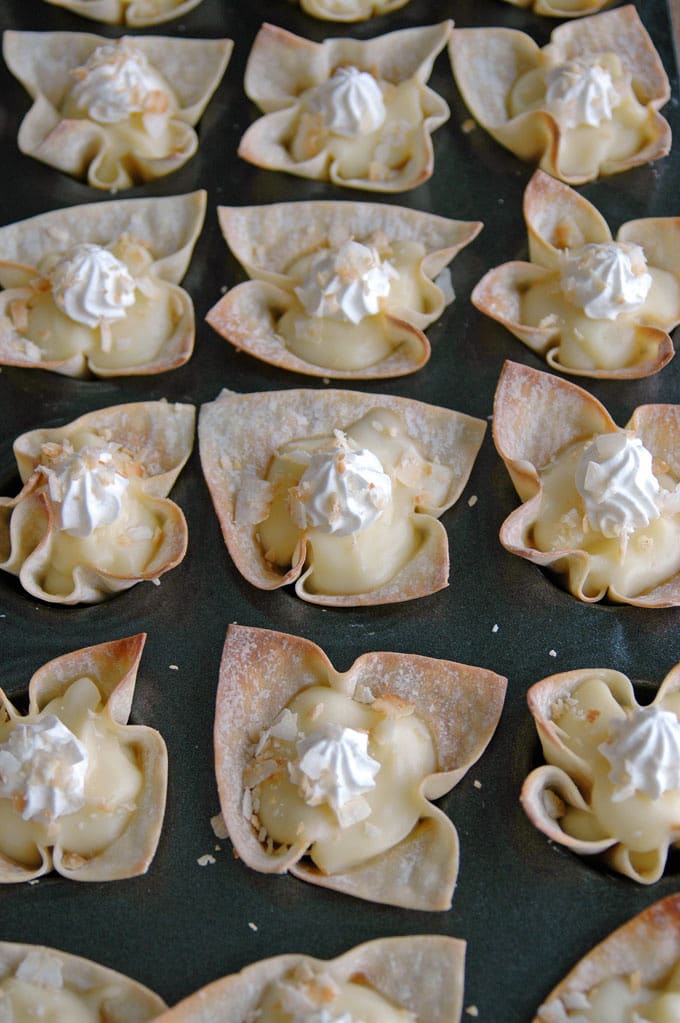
[531, 432, 680, 598]
[245, 684, 435, 874]
[256, 962, 416, 1023]
[0, 949, 117, 1023]
[257, 408, 453, 595]
[276, 237, 434, 370]
[553, 964, 680, 1022]
[0, 676, 142, 869]
[508, 52, 654, 179]
[34, 438, 162, 595]
[289, 64, 427, 183]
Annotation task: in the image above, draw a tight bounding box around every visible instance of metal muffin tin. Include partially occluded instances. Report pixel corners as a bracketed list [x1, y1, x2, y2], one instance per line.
[0, 0, 678, 1018]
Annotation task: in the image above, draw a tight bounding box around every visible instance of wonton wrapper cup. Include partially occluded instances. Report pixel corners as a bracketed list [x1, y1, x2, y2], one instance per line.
[501, 0, 613, 16]
[199, 388, 486, 606]
[448, 6, 671, 185]
[534, 895, 680, 1021]
[206, 201, 482, 379]
[472, 171, 678, 380]
[215, 625, 507, 910]
[0, 942, 167, 1017]
[521, 665, 680, 885]
[43, 0, 204, 27]
[0, 634, 167, 883]
[298, 0, 410, 21]
[238, 22, 451, 193]
[0, 399, 194, 604]
[154, 936, 465, 1022]
[0, 192, 206, 378]
[493, 360, 680, 606]
[2, 31, 233, 190]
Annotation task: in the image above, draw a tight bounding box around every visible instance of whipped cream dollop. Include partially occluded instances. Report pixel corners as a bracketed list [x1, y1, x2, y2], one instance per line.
[288, 722, 380, 828]
[50, 243, 136, 330]
[0, 714, 88, 822]
[69, 39, 172, 127]
[599, 705, 680, 802]
[291, 432, 392, 536]
[307, 66, 386, 137]
[295, 241, 398, 325]
[40, 444, 130, 539]
[560, 242, 652, 321]
[575, 433, 661, 541]
[545, 58, 620, 129]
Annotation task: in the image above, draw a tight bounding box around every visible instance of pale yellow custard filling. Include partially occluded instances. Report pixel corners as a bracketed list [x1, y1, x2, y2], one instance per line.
[257, 408, 453, 595]
[247, 685, 435, 875]
[531, 438, 680, 598]
[521, 268, 680, 371]
[508, 53, 654, 180]
[276, 239, 433, 371]
[548, 677, 680, 854]
[257, 964, 416, 1023]
[289, 77, 425, 183]
[0, 676, 142, 870]
[555, 960, 680, 1021]
[0, 238, 183, 369]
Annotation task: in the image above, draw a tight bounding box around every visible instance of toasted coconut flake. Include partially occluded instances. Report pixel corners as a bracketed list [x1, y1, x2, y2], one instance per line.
[534, 895, 680, 1021]
[214, 625, 506, 910]
[207, 201, 482, 379]
[472, 172, 678, 380]
[3, 32, 232, 190]
[449, 7, 670, 184]
[199, 388, 485, 607]
[0, 635, 168, 883]
[1, 400, 194, 605]
[493, 361, 680, 606]
[238, 23, 451, 193]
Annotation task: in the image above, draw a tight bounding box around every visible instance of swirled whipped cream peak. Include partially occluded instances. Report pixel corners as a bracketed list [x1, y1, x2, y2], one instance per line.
[306, 65, 386, 137]
[560, 242, 652, 321]
[575, 433, 661, 541]
[0, 714, 88, 822]
[599, 705, 680, 802]
[545, 58, 620, 129]
[290, 431, 392, 536]
[39, 442, 131, 539]
[49, 243, 136, 331]
[288, 722, 380, 828]
[69, 39, 172, 127]
[295, 240, 398, 325]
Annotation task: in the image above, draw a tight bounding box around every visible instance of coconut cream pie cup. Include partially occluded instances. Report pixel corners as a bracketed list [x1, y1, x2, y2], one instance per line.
[0, 634, 167, 883]
[449, 6, 671, 184]
[493, 361, 680, 606]
[499, 0, 613, 16]
[522, 665, 680, 884]
[0, 400, 194, 604]
[534, 895, 680, 1021]
[238, 22, 451, 193]
[213, 625, 506, 910]
[199, 388, 485, 606]
[472, 171, 679, 379]
[42, 0, 204, 27]
[0, 192, 205, 378]
[153, 936, 465, 1022]
[2, 32, 232, 190]
[0, 942, 166, 1017]
[206, 201, 482, 379]
[295, 0, 410, 20]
